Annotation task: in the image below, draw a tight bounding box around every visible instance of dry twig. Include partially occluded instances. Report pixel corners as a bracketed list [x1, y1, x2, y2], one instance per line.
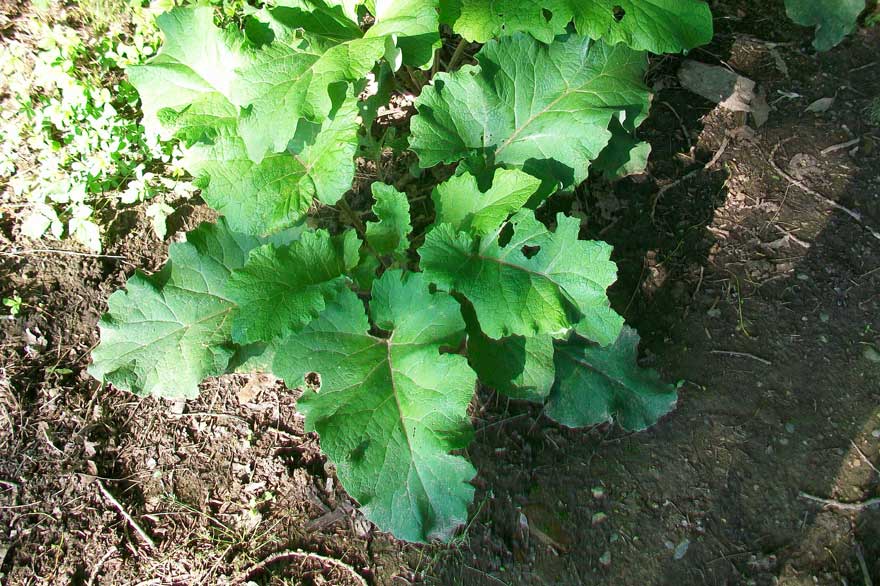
[767, 142, 880, 241]
[851, 440, 880, 476]
[229, 549, 368, 586]
[86, 546, 117, 586]
[652, 136, 729, 220]
[798, 492, 880, 512]
[96, 480, 156, 550]
[710, 350, 772, 366]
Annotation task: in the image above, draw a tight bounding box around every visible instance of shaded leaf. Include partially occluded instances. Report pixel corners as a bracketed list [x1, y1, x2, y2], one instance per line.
[546, 327, 678, 431]
[784, 0, 866, 51]
[365, 183, 412, 262]
[463, 303, 555, 401]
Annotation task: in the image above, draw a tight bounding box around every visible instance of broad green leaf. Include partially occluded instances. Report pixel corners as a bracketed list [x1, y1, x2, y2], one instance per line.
[433, 169, 541, 236]
[447, 0, 713, 53]
[547, 327, 678, 431]
[449, 0, 568, 44]
[274, 271, 476, 542]
[238, 0, 439, 160]
[366, 0, 441, 69]
[574, 304, 626, 348]
[365, 183, 412, 262]
[410, 34, 651, 192]
[227, 230, 360, 344]
[571, 0, 714, 54]
[89, 220, 259, 399]
[232, 34, 385, 162]
[182, 96, 360, 236]
[784, 0, 866, 51]
[128, 7, 249, 139]
[420, 209, 619, 339]
[266, 1, 364, 44]
[157, 93, 239, 148]
[463, 303, 554, 401]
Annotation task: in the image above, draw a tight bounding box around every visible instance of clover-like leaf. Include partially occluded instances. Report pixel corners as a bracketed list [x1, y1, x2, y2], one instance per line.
[89, 220, 259, 399]
[410, 34, 650, 192]
[784, 0, 866, 52]
[446, 0, 713, 53]
[181, 95, 360, 236]
[547, 327, 678, 431]
[433, 169, 541, 236]
[420, 209, 619, 339]
[227, 230, 360, 344]
[463, 303, 555, 401]
[274, 271, 476, 542]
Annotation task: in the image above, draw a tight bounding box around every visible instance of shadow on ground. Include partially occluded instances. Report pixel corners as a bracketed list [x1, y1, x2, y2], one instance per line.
[430, 11, 880, 586]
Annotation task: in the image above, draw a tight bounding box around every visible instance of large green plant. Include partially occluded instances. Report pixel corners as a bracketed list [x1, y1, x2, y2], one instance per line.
[89, 0, 712, 543]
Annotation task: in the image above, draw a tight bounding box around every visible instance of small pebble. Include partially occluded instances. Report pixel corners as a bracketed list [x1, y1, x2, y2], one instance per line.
[785, 423, 795, 434]
[674, 539, 690, 560]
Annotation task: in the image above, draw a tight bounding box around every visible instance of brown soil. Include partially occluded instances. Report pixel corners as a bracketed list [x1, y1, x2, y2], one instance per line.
[2, 1, 880, 585]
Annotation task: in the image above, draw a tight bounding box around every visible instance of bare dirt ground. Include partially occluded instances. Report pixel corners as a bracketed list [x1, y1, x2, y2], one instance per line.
[2, 1, 879, 585]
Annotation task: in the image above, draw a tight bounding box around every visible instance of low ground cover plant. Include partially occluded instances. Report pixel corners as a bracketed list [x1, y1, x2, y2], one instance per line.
[88, 0, 716, 542]
[0, 1, 193, 250]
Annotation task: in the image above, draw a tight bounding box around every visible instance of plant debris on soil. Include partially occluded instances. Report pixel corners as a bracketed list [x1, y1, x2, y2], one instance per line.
[2, 1, 880, 585]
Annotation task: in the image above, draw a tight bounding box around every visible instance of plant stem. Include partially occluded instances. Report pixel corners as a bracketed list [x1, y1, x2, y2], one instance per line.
[337, 198, 388, 269]
[448, 38, 469, 70]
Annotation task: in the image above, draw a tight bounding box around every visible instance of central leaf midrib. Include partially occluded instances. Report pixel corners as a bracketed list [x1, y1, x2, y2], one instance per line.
[492, 66, 615, 159]
[383, 334, 431, 519]
[558, 345, 632, 396]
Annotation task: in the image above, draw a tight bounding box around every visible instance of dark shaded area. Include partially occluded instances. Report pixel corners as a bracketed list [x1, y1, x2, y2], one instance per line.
[432, 3, 880, 586]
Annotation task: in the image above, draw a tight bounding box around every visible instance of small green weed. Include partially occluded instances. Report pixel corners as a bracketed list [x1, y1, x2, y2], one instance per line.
[2, 296, 22, 316]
